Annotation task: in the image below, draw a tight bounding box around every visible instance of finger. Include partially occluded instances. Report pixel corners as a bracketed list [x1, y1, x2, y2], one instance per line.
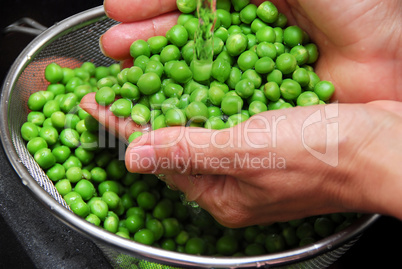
[100, 12, 180, 60]
[104, 0, 177, 22]
[367, 100, 402, 117]
[79, 92, 150, 141]
[124, 118, 274, 177]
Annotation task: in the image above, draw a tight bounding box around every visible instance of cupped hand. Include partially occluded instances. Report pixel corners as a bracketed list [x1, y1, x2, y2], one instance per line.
[81, 92, 402, 227]
[101, 0, 401, 103]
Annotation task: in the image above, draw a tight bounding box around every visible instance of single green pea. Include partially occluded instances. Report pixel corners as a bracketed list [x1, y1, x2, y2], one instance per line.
[163, 83, 183, 98]
[226, 33, 248, 56]
[137, 72, 161, 95]
[284, 25, 304, 48]
[70, 199, 90, 218]
[267, 69, 283, 85]
[181, 41, 195, 64]
[74, 68, 90, 82]
[64, 114, 80, 130]
[74, 146, 95, 165]
[39, 126, 58, 146]
[145, 60, 164, 77]
[45, 63, 63, 83]
[239, 3, 257, 24]
[272, 12, 288, 28]
[280, 79, 302, 100]
[52, 145, 71, 163]
[74, 179, 95, 201]
[256, 26, 276, 43]
[185, 101, 209, 123]
[21, 122, 39, 141]
[247, 89, 268, 104]
[55, 179, 72, 196]
[95, 86, 115, 106]
[249, 100, 268, 116]
[264, 81, 281, 102]
[83, 115, 99, 133]
[276, 53, 297, 75]
[34, 148, 56, 169]
[64, 191, 83, 206]
[50, 111, 66, 129]
[314, 81, 335, 101]
[27, 111, 46, 126]
[74, 84, 93, 101]
[292, 68, 310, 87]
[47, 84, 65, 97]
[256, 1, 278, 23]
[152, 114, 167, 130]
[226, 67, 243, 89]
[104, 215, 119, 233]
[221, 95, 243, 116]
[80, 131, 99, 151]
[170, 61, 192, 84]
[237, 50, 259, 71]
[102, 191, 121, 210]
[305, 70, 321, 91]
[106, 159, 127, 180]
[91, 167, 107, 183]
[176, 0, 197, 13]
[130, 39, 150, 59]
[120, 82, 141, 101]
[216, 235, 238, 256]
[211, 58, 231, 83]
[128, 131, 143, 144]
[59, 93, 79, 113]
[66, 166, 83, 183]
[131, 103, 151, 125]
[147, 36, 168, 54]
[28, 91, 46, 111]
[59, 128, 80, 148]
[235, 78, 255, 99]
[65, 77, 83, 94]
[94, 66, 110, 81]
[46, 163, 66, 181]
[226, 113, 249, 128]
[204, 116, 226, 130]
[305, 43, 319, 64]
[160, 45, 182, 64]
[61, 68, 75, 85]
[133, 55, 150, 72]
[126, 66, 143, 85]
[63, 156, 83, 170]
[27, 137, 48, 155]
[134, 229, 155, 245]
[208, 86, 226, 106]
[166, 24, 188, 47]
[85, 214, 101, 227]
[255, 57, 275, 74]
[126, 214, 145, 233]
[110, 98, 133, 118]
[190, 88, 208, 104]
[165, 108, 187, 126]
[265, 233, 286, 253]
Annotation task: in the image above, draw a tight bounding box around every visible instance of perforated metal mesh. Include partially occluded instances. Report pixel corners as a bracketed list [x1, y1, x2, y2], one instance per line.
[1, 6, 377, 269]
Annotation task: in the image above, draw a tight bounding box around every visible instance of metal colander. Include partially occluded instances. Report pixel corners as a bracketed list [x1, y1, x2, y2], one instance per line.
[0, 5, 379, 269]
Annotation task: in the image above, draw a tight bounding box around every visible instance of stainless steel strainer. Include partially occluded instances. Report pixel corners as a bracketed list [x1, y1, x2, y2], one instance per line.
[0, 5, 379, 269]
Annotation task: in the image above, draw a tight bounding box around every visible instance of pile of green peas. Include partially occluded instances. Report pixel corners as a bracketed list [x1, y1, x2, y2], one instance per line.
[95, 0, 335, 134]
[19, 0, 358, 257]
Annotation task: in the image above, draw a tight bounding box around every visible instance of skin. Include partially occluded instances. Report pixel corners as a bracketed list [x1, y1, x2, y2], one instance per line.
[81, 0, 402, 228]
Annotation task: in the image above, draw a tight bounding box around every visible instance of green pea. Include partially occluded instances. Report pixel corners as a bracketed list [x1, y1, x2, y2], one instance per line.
[176, 0, 197, 13]
[208, 86, 226, 106]
[267, 69, 283, 85]
[280, 79, 302, 100]
[292, 68, 310, 87]
[226, 66, 242, 89]
[226, 33, 248, 56]
[247, 89, 267, 104]
[185, 101, 209, 123]
[45, 63, 63, 83]
[181, 41, 195, 64]
[211, 58, 231, 83]
[152, 114, 167, 130]
[74, 179, 95, 201]
[21, 122, 39, 141]
[110, 98, 133, 118]
[106, 159, 127, 180]
[276, 53, 297, 75]
[126, 214, 145, 233]
[134, 228, 155, 245]
[163, 83, 183, 98]
[216, 235, 238, 256]
[314, 81, 335, 101]
[95, 86, 115, 106]
[133, 55, 150, 72]
[126, 66, 143, 85]
[255, 57, 275, 74]
[104, 214, 119, 233]
[191, 59, 212, 82]
[27, 111, 45, 126]
[131, 103, 151, 125]
[147, 36, 168, 54]
[166, 25, 188, 48]
[221, 95, 243, 116]
[74, 84, 93, 101]
[59, 128, 80, 148]
[86, 214, 101, 227]
[52, 145, 71, 163]
[235, 78, 255, 99]
[27, 92, 46, 111]
[120, 82, 141, 101]
[170, 61, 192, 84]
[284, 25, 304, 48]
[145, 60, 164, 78]
[49, 111, 65, 129]
[146, 218, 164, 241]
[226, 113, 249, 127]
[66, 166, 83, 183]
[63, 156, 82, 170]
[137, 72, 161, 96]
[46, 163, 66, 181]
[64, 191, 83, 206]
[64, 114, 80, 130]
[239, 4, 257, 24]
[160, 45, 182, 64]
[256, 26, 276, 43]
[305, 70, 321, 91]
[80, 131, 99, 151]
[305, 43, 319, 64]
[130, 39, 150, 59]
[263, 81, 281, 102]
[27, 137, 48, 155]
[205, 116, 226, 130]
[74, 146, 94, 165]
[165, 108, 187, 126]
[70, 199, 90, 218]
[249, 100, 268, 116]
[265, 233, 285, 253]
[59, 93, 78, 113]
[55, 179, 72, 196]
[256, 1, 279, 23]
[38, 126, 58, 146]
[34, 148, 56, 169]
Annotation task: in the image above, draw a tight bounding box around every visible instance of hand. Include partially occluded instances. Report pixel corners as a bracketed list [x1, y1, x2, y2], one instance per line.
[81, 0, 402, 227]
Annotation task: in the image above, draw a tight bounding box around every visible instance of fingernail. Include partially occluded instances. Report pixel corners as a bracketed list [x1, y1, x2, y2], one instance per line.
[126, 145, 156, 173]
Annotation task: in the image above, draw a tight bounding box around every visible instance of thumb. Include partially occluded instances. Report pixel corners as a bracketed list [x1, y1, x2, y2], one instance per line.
[125, 125, 250, 176]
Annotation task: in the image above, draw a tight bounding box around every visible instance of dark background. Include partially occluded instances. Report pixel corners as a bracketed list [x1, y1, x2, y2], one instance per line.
[1, 1, 401, 268]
